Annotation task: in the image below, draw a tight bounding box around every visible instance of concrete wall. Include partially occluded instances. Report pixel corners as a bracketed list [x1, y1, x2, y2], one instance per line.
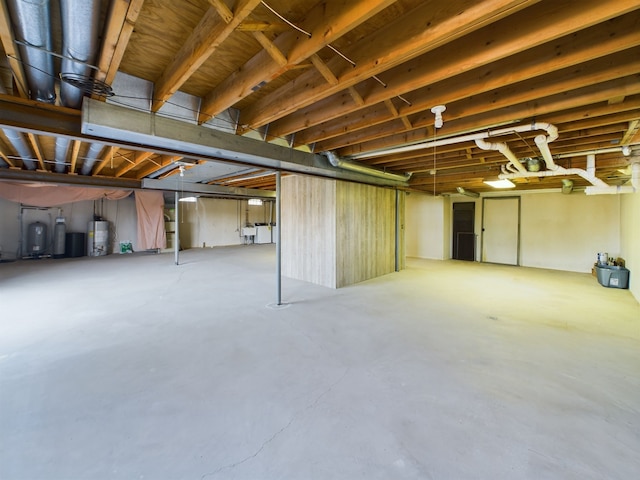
[407, 191, 623, 274]
[0, 195, 138, 259]
[620, 190, 640, 302]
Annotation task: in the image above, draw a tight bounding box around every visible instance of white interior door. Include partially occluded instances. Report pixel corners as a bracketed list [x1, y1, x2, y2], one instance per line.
[482, 197, 519, 265]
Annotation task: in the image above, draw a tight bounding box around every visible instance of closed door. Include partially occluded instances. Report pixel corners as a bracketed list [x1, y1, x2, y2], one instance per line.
[482, 197, 519, 265]
[452, 202, 475, 261]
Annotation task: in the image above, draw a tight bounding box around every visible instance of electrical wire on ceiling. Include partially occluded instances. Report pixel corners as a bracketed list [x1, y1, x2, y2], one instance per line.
[260, 1, 404, 102]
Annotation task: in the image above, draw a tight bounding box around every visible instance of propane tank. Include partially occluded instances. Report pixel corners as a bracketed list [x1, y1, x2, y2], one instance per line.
[53, 215, 66, 258]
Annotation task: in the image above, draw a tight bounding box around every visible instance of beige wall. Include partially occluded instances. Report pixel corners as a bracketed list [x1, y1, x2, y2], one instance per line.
[406, 192, 448, 259]
[178, 198, 272, 248]
[0, 195, 138, 258]
[408, 191, 623, 274]
[520, 193, 620, 272]
[620, 190, 640, 302]
[282, 175, 400, 288]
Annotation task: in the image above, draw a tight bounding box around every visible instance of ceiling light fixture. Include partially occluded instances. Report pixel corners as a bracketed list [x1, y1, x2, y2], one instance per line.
[248, 198, 263, 206]
[456, 186, 480, 198]
[431, 105, 446, 129]
[484, 179, 516, 189]
[179, 196, 198, 202]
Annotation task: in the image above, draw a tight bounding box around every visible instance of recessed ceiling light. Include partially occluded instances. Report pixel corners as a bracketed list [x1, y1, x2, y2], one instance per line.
[483, 179, 516, 189]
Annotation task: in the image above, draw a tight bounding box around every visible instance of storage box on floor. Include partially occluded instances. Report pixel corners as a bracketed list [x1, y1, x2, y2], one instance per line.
[595, 265, 630, 289]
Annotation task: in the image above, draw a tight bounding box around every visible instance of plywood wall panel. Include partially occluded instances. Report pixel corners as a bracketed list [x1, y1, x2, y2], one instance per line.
[336, 182, 396, 288]
[282, 175, 337, 288]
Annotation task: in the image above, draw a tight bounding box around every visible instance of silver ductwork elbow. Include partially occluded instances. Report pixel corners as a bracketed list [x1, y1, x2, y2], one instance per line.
[325, 151, 411, 183]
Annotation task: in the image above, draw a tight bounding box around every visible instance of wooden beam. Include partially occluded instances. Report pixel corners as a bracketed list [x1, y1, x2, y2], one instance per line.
[313, 47, 640, 151]
[336, 76, 640, 157]
[348, 87, 364, 107]
[96, 0, 146, 86]
[236, 21, 288, 32]
[0, 150, 14, 167]
[207, 0, 233, 23]
[92, 146, 118, 176]
[0, 0, 28, 97]
[621, 119, 640, 144]
[310, 54, 338, 85]
[198, 0, 397, 123]
[252, 31, 287, 67]
[69, 140, 81, 174]
[271, 4, 640, 141]
[26, 133, 46, 170]
[135, 155, 182, 179]
[238, 0, 541, 131]
[151, 0, 261, 113]
[115, 150, 154, 177]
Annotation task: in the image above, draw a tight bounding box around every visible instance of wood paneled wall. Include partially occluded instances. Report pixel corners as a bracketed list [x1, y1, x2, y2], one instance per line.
[282, 175, 337, 288]
[282, 175, 403, 288]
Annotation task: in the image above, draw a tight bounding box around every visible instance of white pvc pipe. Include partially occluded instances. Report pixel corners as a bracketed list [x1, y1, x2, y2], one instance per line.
[499, 166, 609, 188]
[534, 135, 558, 171]
[586, 154, 596, 178]
[475, 138, 527, 173]
[348, 122, 559, 160]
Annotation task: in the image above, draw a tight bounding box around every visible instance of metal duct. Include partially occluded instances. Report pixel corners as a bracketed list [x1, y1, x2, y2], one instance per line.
[0, 84, 30, 168]
[59, 0, 102, 109]
[2, 128, 36, 170]
[6, 0, 56, 103]
[54, 137, 70, 173]
[79, 142, 105, 175]
[324, 151, 411, 183]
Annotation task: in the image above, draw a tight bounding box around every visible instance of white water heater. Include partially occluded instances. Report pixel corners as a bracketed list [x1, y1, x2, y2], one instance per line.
[26, 222, 47, 256]
[87, 221, 109, 256]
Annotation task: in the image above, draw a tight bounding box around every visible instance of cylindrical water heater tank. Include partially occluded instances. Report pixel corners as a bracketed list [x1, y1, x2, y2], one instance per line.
[87, 221, 109, 256]
[53, 217, 66, 258]
[27, 222, 47, 256]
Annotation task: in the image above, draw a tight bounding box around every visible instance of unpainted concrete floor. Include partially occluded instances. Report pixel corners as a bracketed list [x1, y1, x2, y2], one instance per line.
[1, 245, 639, 480]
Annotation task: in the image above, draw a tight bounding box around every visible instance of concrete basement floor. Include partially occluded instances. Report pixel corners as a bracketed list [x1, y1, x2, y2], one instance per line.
[1, 245, 639, 480]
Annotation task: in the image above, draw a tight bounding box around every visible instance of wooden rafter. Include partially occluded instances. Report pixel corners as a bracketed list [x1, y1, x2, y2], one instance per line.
[252, 31, 287, 67]
[135, 155, 182, 179]
[92, 146, 117, 176]
[69, 140, 81, 174]
[336, 77, 640, 158]
[208, 0, 234, 23]
[0, 0, 28, 97]
[96, 0, 145, 86]
[316, 51, 640, 152]
[238, 0, 540, 131]
[0, 150, 14, 167]
[310, 54, 338, 85]
[198, 0, 397, 123]
[115, 150, 154, 177]
[26, 133, 46, 170]
[151, 0, 262, 113]
[288, 11, 640, 147]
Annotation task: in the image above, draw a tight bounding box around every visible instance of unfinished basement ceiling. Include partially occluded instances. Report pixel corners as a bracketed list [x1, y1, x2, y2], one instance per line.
[0, 0, 638, 195]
